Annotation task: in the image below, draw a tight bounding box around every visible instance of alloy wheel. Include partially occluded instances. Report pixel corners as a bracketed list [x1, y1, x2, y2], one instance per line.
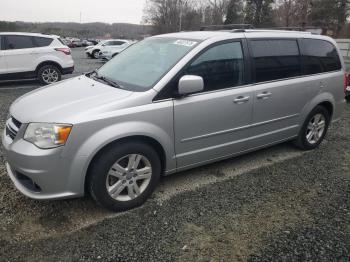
[42, 68, 59, 84]
[306, 113, 326, 145]
[106, 154, 152, 201]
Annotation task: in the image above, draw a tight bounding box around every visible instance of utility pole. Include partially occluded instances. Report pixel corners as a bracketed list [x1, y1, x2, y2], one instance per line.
[179, 0, 183, 31]
[301, 0, 310, 31]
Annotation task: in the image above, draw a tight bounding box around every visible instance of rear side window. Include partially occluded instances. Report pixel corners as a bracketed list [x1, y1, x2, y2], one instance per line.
[112, 41, 126, 45]
[300, 39, 341, 75]
[250, 39, 301, 83]
[33, 37, 53, 47]
[4, 35, 35, 50]
[184, 42, 245, 92]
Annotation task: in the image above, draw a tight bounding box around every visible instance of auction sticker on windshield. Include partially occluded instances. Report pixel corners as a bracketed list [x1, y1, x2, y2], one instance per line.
[174, 39, 198, 47]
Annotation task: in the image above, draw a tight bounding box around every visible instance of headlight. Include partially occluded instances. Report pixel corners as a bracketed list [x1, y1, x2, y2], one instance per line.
[24, 123, 72, 149]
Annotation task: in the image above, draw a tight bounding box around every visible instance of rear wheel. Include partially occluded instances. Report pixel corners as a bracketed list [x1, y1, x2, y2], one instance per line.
[37, 65, 61, 85]
[88, 141, 161, 211]
[294, 105, 330, 150]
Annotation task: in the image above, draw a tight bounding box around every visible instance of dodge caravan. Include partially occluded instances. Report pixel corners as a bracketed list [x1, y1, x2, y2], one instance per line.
[2, 30, 346, 211]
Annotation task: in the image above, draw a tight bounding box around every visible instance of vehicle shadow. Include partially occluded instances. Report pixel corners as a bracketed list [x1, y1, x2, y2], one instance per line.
[0, 141, 303, 242]
[0, 79, 41, 89]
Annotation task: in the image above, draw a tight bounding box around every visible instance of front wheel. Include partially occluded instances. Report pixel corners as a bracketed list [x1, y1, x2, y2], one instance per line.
[92, 50, 100, 59]
[88, 141, 161, 211]
[294, 106, 330, 150]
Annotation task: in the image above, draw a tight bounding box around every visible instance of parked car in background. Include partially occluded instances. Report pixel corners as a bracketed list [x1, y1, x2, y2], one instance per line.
[82, 39, 93, 47]
[0, 32, 74, 84]
[88, 39, 99, 45]
[346, 74, 350, 100]
[99, 40, 134, 61]
[72, 39, 83, 48]
[2, 30, 346, 211]
[85, 39, 130, 59]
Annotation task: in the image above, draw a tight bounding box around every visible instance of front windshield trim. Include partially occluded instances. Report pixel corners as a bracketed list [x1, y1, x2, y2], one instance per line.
[96, 37, 202, 92]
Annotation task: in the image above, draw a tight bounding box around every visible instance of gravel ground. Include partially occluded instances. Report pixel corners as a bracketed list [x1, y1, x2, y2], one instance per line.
[0, 49, 349, 261]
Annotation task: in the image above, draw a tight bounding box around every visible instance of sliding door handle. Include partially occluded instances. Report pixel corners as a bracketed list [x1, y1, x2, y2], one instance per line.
[257, 92, 272, 99]
[233, 96, 250, 104]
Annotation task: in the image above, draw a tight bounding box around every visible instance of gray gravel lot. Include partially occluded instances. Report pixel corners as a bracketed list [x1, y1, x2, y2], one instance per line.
[0, 49, 349, 261]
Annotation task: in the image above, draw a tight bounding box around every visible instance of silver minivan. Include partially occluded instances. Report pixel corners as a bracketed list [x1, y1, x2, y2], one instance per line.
[2, 30, 346, 211]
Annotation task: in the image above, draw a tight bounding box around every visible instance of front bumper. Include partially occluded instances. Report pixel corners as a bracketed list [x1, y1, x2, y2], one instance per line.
[2, 128, 84, 200]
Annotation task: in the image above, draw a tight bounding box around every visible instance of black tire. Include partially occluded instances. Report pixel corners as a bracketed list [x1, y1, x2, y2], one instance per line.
[88, 141, 161, 211]
[294, 105, 330, 150]
[92, 50, 100, 59]
[37, 64, 62, 85]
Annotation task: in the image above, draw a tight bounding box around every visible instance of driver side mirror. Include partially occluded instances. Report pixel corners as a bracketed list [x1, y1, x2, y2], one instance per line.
[178, 75, 204, 96]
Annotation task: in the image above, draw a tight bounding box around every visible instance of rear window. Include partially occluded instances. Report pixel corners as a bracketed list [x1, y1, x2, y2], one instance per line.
[300, 39, 342, 75]
[3, 35, 35, 50]
[250, 39, 301, 83]
[33, 36, 53, 47]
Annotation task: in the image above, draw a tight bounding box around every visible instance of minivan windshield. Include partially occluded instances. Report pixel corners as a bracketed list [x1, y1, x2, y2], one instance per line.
[96, 37, 199, 91]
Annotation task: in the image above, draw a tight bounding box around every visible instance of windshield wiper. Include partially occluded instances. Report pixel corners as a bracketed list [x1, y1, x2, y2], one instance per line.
[89, 70, 124, 89]
[96, 75, 123, 89]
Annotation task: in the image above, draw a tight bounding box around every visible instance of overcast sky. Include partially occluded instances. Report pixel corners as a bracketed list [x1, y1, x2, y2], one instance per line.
[0, 0, 146, 24]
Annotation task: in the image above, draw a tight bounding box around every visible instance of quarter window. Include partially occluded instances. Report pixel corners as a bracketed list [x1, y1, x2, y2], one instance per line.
[300, 39, 341, 75]
[33, 37, 53, 47]
[250, 39, 301, 83]
[4, 35, 35, 50]
[184, 42, 244, 92]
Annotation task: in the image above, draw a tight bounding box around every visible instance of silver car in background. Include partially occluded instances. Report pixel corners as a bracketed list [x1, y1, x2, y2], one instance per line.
[2, 30, 346, 211]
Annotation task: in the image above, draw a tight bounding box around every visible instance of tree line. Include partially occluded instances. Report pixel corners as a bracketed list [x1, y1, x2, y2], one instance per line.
[143, 0, 350, 37]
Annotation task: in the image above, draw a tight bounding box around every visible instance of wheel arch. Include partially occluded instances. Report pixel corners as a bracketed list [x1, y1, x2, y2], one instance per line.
[35, 61, 63, 74]
[84, 135, 167, 194]
[317, 101, 334, 118]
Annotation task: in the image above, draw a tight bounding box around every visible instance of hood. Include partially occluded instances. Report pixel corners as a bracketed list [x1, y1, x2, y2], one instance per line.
[10, 76, 133, 124]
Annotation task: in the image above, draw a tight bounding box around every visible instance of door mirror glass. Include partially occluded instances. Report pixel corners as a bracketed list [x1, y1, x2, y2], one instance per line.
[178, 75, 204, 95]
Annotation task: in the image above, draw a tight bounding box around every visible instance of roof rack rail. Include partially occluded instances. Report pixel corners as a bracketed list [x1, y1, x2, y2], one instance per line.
[241, 29, 312, 34]
[200, 24, 254, 31]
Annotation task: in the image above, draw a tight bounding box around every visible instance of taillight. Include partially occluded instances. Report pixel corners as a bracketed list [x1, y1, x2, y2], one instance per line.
[345, 73, 349, 92]
[55, 48, 71, 55]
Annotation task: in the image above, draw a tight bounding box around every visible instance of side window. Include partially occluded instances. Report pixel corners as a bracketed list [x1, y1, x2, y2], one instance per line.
[300, 39, 342, 75]
[33, 37, 53, 47]
[184, 42, 244, 92]
[250, 39, 301, 83]
[112, 41, 125, 46]
[4, 35, 35, 50]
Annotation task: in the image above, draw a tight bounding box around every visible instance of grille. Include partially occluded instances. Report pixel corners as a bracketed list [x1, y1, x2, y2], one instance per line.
[5, 116, 22, 141]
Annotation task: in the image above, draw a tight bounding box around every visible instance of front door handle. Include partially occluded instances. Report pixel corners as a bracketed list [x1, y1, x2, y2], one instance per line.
[234, 96, 250, 104]
[257, 92, 272, 99]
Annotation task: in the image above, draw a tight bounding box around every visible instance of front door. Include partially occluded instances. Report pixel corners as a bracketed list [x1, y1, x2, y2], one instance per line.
[173, 41, 254, 169]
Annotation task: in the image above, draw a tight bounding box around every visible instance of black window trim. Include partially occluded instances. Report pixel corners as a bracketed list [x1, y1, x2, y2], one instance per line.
[32, 36, 54, 47]
[246, 37, 343, 86]
[154, 38, 251, 102]
[247, 37, 303, 85]
[2, 34, 37, 50]
[297, 38, 343, 76]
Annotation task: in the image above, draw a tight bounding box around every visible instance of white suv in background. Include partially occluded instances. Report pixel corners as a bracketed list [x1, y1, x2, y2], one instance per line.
[0, 32, 74, 85]
[99, 40, 134, 61]
[85, 39, 130, 59]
